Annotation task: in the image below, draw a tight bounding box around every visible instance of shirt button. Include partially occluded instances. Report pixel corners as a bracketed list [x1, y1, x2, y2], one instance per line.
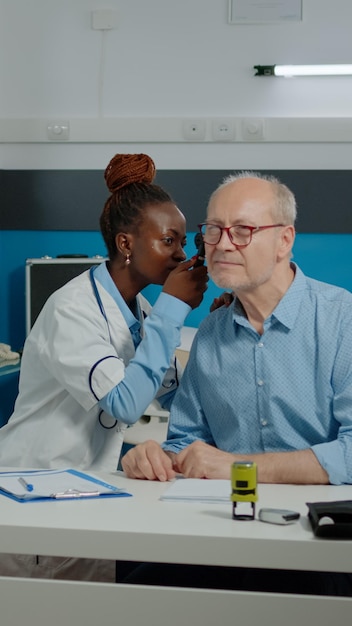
[258, 342, 264, 348]
[261, 420, 268, 426]
[257, 379, 264, 386]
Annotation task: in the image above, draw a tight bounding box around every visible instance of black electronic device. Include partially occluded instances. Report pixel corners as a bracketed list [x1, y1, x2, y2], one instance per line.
[258, 508, 300, 525]
[194, 233, 205, 267]
[25, 256, 106, 334]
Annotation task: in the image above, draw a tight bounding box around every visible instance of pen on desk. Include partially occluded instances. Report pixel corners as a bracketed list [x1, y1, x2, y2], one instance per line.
[18, 477, 34, 492]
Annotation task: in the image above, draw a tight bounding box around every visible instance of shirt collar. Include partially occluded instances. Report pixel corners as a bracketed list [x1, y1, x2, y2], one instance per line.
[92, 261, 142, 333]
[271, 263, 306, 329]
[233, 263, 307, 331]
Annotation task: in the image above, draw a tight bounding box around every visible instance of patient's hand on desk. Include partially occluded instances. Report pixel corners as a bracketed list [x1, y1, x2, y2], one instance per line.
[121, 440, 176, 481]
[173, 441, 235, 479]
[121, 440, 235, 481]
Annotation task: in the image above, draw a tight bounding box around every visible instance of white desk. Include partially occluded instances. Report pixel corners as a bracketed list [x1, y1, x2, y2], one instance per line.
[0, 474, 351, 626]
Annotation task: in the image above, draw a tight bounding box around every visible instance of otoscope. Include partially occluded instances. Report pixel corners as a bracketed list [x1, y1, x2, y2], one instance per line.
[194, 232, 205, 267]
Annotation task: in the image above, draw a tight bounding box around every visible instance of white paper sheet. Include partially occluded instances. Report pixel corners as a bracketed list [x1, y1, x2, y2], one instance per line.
[160, 478, 231, 504]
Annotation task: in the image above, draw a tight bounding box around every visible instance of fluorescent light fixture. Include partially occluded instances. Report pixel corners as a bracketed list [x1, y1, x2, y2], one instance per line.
[254, 64, 352, 77]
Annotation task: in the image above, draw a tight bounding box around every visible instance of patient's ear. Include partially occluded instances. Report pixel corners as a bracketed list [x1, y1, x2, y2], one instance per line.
[278, 225, 295, 260]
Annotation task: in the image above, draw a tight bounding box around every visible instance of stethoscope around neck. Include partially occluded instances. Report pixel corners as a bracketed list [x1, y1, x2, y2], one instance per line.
[90, 266, 108, 322]
[89, 266, 112, 341]
[90, 265, 140, 346]
[90, 266, 127, 430]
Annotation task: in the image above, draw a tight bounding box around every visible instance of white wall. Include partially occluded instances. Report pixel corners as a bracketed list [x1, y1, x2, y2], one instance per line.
[1, 0, 352, 170]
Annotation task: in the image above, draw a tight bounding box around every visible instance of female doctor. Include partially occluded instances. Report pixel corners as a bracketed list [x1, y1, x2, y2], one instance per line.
[0, 152, 208, 582]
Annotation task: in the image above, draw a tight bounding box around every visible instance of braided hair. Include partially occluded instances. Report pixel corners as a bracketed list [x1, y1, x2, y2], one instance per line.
[100, 153, 173, 259]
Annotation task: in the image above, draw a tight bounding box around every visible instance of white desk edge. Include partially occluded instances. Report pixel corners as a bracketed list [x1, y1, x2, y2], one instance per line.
[0, 473, 351, 626]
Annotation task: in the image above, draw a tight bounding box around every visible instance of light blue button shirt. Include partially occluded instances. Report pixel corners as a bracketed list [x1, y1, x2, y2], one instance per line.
[163, 264, 352, 485]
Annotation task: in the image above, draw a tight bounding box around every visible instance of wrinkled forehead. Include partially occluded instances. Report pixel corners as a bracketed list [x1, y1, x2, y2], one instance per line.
[207, 178, 276, 223]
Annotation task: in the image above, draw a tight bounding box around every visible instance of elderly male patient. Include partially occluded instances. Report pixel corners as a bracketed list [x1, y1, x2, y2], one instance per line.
[121, 171, 352, 596]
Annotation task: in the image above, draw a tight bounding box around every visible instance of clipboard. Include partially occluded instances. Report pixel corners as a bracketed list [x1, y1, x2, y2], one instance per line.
[0, 468, 132, 502]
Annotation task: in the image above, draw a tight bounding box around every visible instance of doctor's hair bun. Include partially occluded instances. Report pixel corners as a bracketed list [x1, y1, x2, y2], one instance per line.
[104, 154, 156, 193]
[100, 152, 175, 260]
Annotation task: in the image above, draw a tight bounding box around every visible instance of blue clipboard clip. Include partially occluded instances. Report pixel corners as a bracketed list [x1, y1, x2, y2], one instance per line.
[51, 489, 101, 499]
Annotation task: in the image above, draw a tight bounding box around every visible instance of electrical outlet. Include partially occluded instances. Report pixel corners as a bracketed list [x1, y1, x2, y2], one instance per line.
[182, 119, 206, 141]
[47, 122, 70, 141]
[242, 118, 265, 141]
[212, 119, 236, 142]
[91, 10, 118, 30]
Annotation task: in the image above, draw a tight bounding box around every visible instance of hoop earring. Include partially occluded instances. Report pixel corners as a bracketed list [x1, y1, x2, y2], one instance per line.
[125, 253, 131, 266]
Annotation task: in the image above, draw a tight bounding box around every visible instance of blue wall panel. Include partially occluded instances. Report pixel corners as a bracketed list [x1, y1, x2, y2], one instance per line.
[1, 230, 351, 426]
[1, 229, 352, 350]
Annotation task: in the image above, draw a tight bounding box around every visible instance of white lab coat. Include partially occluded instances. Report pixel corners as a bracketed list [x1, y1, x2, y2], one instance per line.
[0, 269, 180, 472]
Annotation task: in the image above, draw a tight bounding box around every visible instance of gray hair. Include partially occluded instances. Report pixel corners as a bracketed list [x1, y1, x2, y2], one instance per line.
[210, 171, 297, 225]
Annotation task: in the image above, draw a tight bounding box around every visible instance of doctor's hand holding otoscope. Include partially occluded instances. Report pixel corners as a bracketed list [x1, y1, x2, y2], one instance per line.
[163, 231, 232, 312]
[162, 242, 208, 310]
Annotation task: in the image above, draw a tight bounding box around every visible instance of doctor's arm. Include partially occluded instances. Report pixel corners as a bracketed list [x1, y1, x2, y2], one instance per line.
[99, 293, 189, 425]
